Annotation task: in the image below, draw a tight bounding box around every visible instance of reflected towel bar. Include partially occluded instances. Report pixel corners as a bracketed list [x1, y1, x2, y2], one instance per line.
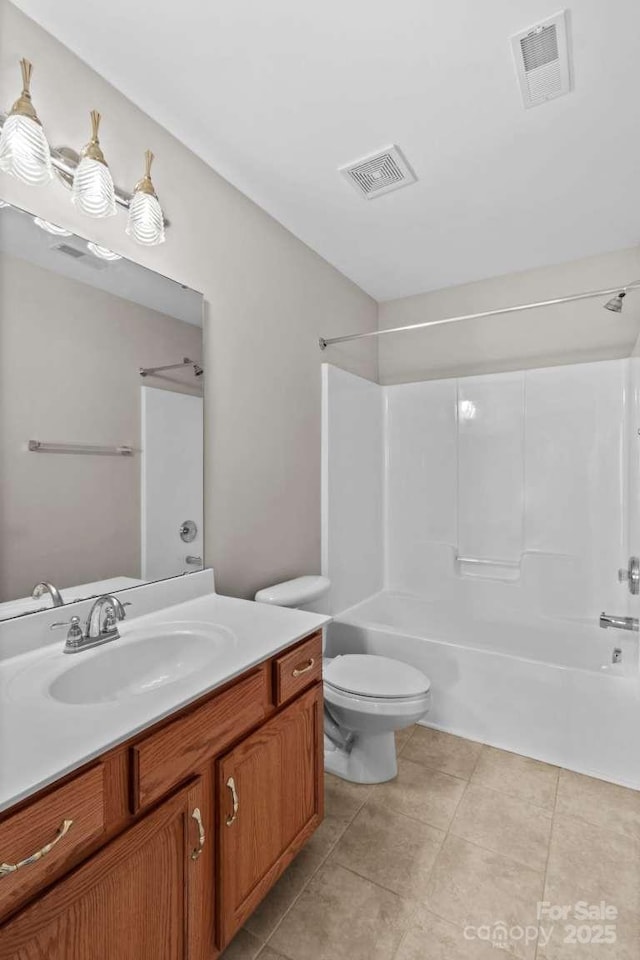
[28, 441, 134, 457]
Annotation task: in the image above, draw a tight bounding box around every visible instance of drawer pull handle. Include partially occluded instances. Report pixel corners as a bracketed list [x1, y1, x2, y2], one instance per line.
[292, 657, 316, 678]
[190, 807, 205, 860]
[0, 819, 74, 878]
[226, 777, 239, 826]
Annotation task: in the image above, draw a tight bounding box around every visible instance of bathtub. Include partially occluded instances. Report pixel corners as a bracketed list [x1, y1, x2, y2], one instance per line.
[326, 591, 640, 789]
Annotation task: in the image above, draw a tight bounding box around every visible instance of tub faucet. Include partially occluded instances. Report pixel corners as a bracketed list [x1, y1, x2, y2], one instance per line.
[31, 581, 64, 608]
[599, 612, 639, 632]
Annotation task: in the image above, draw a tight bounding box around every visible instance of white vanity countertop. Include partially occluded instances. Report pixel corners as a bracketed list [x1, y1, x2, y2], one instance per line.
[0, 593, 330, 813]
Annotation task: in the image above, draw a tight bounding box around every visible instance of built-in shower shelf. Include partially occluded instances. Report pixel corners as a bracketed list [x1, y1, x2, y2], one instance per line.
[456, 554, 522, 581]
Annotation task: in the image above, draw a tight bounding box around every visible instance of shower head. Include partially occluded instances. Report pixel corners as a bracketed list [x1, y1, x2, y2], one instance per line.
[194, 364, 204, 377]
[604, 291, 626, 313]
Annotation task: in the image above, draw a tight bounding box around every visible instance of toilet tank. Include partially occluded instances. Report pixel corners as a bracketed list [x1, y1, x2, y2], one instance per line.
[254, 575, 330, 611]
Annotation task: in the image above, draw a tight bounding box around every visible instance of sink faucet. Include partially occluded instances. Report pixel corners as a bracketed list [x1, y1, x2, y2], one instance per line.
[599, 612, 639, 632]
[32, 581, 64, 608]
[51, 594, 130, 654]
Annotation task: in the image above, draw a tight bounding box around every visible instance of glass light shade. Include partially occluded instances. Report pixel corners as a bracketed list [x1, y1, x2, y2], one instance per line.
[87, 241, 121, 261]
[33, 216, 72, 236]
[126, 190, 165, 245]
[0, 112, 52, 186]
[126, 149, 165, 246]
[71, 156, 116, 218]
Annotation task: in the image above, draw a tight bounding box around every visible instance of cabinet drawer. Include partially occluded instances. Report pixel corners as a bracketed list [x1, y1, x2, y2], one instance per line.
[274, 632, 322, 706]
[132, 666, 269, 811]
[0, 764, 105, 920]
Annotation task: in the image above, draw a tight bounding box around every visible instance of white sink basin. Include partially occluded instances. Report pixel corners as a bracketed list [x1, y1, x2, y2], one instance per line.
[48, 623, 236, 705]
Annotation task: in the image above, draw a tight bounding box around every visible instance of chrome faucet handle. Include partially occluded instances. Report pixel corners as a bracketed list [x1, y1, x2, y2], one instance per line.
[618, 557, 640, 595]
[50, 616, 84, 650]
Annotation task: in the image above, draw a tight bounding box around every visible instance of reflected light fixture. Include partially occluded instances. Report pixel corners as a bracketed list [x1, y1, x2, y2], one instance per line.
[71, 110, 116, 218]
[0, 58, 52, 185]
[126, 150, 165, 245]
[604, 291, 626, 313]
[87, 241, 121, 261]
[33, 216, 72, 237]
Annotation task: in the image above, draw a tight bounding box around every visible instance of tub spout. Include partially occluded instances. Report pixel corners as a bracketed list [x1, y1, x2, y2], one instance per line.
[599, 612, 639, 632]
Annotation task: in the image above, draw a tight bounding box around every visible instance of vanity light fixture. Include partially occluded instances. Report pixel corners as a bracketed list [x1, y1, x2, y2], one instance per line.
[87, 241, 121, 261]
[0, 59, 52, 185]
[0, 59, 169, 244]
[126, 150, 165, 246]
[33, 216, 72, 237]
[71, 111, 116, 218]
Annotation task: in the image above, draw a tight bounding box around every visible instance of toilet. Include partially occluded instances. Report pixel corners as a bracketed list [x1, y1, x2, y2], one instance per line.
[254, 576, 431, 784]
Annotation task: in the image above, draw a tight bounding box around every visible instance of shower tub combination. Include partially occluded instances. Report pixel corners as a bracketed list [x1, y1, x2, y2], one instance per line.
[326, 590, 640, 789]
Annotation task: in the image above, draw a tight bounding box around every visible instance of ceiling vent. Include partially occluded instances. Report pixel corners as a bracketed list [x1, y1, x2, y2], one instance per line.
[53, 242, 107, 269]
[339, 145, 416, 199]
[53, 242, 85, 259]
[511, 11, 571, 108]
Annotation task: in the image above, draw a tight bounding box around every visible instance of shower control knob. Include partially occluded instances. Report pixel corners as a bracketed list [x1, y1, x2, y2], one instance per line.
[179, 520, 197, 543]
[618, 557, 640, 595]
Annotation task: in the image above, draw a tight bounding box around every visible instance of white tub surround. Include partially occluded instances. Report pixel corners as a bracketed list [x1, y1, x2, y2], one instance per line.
[322, 360, 640, 789]
[0, 578, 329, 812]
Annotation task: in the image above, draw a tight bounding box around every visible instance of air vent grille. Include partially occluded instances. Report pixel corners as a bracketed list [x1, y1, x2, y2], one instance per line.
[54, 243, 85, 259]
[340, 145, 416, 199]
[511, 11, 571, 108]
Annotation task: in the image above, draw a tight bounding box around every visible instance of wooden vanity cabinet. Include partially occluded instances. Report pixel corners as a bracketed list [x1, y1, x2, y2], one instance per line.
[0, 779, 207, 960]
[0, 631, 324, 960]
[217, 683, 324, 945]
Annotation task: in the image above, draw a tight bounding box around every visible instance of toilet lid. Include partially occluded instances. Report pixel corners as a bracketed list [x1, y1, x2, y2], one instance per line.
[324, 655, 430, 699]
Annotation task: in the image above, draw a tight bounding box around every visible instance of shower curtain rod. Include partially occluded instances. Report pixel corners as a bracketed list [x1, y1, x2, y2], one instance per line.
[318, 279, 640, 350]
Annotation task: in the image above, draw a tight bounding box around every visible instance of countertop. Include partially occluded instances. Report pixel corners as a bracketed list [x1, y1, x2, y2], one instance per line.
[0, 593, 329, 813]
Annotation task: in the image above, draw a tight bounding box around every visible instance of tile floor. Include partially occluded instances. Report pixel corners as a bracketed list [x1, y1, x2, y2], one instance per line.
[221, 726, 640, 960]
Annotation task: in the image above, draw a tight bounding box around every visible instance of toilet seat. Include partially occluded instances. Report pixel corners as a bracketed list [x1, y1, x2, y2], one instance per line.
[324, 654, 430, 700]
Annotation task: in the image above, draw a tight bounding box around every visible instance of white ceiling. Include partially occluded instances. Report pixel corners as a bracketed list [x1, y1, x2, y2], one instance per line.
[12, 0, 640, 301]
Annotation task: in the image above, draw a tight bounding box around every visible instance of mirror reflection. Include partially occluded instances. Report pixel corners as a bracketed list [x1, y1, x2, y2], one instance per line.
[0, 200, 204, 621]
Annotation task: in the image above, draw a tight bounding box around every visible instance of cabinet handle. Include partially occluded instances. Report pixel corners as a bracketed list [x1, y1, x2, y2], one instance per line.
[292, 657, 315, 678]
[190, 807, 205, 861]
[0, 819, 74, 878]
[225, 777, 239, 826]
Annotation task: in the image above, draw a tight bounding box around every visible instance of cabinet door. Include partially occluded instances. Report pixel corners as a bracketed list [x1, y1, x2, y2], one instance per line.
[217, 684, 323, 946]
[0, 779, 209, 960]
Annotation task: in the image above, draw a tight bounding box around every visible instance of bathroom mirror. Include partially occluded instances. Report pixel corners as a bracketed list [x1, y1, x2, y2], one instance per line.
[0, 199, 205, 621]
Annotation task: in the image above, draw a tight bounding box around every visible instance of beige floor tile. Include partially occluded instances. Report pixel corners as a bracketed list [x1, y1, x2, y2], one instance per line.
[269, 862, 415, 960]
[395, 725, 415, 754]
[257, 950, 292, 960]
[424, 834, 544, 960]
[402, 726, 482, 779]
[375, 758, 466, 830]
[471, 746, 559, 810]
[555, 769, 640, 840]
[244, 845, 323, 942]
[394, 907, 502, 960]
[450, 782, 552, 871]
[330, 798, 444, 897]
[220, 929, 263, 960]
[537, 911, 640, 960]
[544, 814, 640, 916]
[324, 772, 373, 823]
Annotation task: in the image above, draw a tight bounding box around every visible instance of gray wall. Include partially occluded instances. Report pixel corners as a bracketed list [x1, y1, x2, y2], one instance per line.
[0, 2, 378, 600]
[0, 251, 202, 600]
[378, 246, 640, 385]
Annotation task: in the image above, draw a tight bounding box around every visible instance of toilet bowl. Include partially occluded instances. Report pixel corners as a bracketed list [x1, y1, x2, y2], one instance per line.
[323, 654, 431, 783]
[254, 576, 432, 784]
